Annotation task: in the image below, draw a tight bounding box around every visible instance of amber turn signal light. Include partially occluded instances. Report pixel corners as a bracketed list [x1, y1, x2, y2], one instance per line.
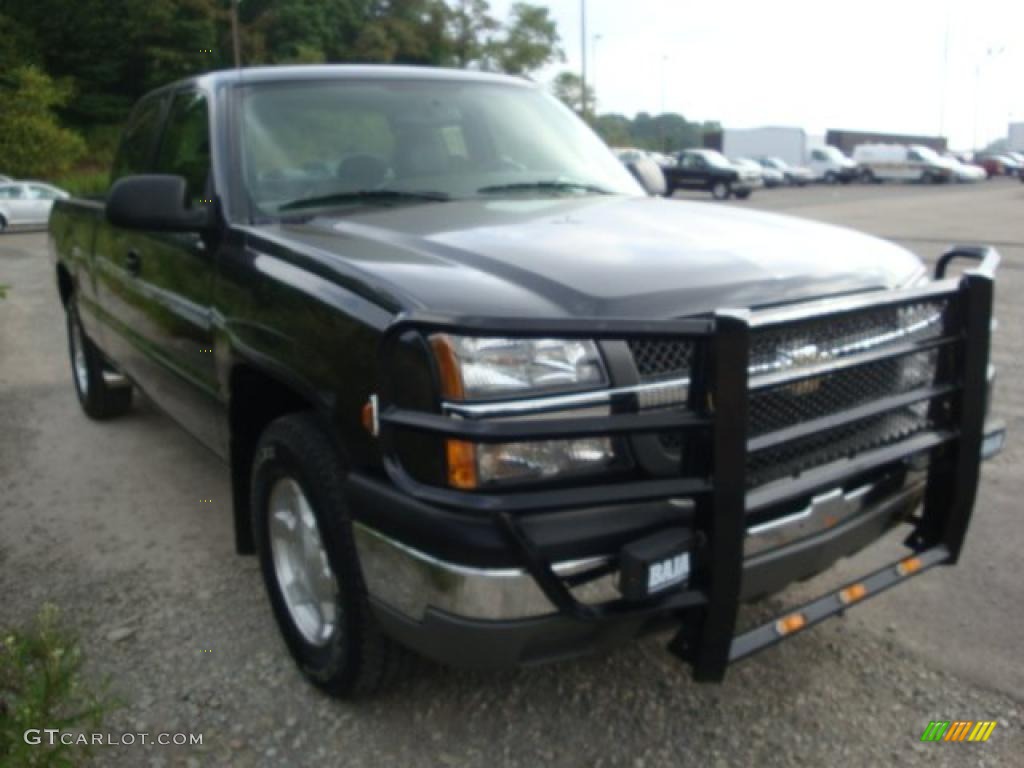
[446, 439, 478, 490]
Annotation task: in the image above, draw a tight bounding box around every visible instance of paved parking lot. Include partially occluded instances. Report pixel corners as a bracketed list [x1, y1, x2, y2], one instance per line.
[1, 180, 1022, 767]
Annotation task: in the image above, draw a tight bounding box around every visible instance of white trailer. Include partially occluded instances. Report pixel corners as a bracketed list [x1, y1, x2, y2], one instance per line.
[721, 126, 807, 167]
[1009, 122, 1024, 152]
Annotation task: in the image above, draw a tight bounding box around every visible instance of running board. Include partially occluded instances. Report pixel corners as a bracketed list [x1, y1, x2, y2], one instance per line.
[728, 545, 950, 663]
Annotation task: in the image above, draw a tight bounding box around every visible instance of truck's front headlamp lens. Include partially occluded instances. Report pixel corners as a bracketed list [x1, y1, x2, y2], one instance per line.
[447, 435, 618, 489]
[431, 334, 607, 400]
[430, 334, 618, 488]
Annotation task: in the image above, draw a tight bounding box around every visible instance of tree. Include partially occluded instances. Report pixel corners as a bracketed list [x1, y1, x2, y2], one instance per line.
[490, 3, 561, 75]
[0, 67, 85, 177]
[449, 0, 498, 67]
[551, 71, 594, 115]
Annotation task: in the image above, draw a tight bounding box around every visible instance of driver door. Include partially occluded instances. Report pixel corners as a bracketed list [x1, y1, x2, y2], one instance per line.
[121, 89, 224, 452]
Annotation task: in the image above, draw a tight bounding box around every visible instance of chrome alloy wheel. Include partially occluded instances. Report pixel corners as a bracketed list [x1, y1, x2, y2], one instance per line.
[268, 477, 339, 646]
[71, 318, 89, 395]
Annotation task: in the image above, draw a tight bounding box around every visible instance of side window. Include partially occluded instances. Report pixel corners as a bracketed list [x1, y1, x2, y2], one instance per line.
[811, 150, 825, 162]
[155, 91, 211, 207]
[111, 97, 165, 182]
[908, 150, 923, 162]
[0, 186, 18, 199]
[27, 185, 59, 200]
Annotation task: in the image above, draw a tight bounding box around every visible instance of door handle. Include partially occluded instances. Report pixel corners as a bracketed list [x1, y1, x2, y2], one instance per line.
[125, 249, 141, 276]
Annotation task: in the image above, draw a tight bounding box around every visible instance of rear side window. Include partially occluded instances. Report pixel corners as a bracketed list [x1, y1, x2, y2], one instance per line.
[111, 97, 165, 182]
[0, 185, 22, 199]
[155, 91, 212, 208]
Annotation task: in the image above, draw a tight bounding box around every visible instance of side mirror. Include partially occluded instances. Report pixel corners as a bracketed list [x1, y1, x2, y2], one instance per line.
[625, 157, 667, 197]
[106, 174, 211, 232]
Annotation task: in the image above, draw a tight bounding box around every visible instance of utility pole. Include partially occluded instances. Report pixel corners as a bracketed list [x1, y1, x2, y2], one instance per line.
[230, 0, 241, 69]
[580, 0, 588, 117]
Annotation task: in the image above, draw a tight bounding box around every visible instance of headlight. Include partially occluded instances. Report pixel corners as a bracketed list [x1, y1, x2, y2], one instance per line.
[430, 335, 618, 488]
[430, 335, 607, 400]
[450, 434, 618, 488]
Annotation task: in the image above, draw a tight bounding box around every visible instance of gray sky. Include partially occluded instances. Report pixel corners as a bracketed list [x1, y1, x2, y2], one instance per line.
[491, 0, 1022, 149]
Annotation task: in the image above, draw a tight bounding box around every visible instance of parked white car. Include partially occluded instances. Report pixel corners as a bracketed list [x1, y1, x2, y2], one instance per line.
[945, 157, 986, 182]
[806, 146, 857, 183]
[853, 144, 956, 184]
[757, 156, 813, 186]
[0, 181, 70, 232]
[736, 157, 783, 187]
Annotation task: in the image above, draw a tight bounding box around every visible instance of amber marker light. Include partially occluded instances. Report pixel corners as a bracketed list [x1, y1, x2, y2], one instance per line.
[838, 583, 867, 605]
[897, 556, 922, 577]
[774, 612, 807, 636]
[430, 335, 477, 489]
[430, 334, 465, 400]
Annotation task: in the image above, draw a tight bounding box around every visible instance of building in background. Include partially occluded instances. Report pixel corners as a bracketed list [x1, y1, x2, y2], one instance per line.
[825, 129, 947, 155]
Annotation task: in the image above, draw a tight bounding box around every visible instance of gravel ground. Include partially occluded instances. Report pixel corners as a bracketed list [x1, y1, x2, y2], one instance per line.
[1, 180, 1022, 767]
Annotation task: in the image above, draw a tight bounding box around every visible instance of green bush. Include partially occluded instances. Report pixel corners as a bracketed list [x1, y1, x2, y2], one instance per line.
[0, 67, 86, 178]
[0, 605, 116, 767]
[52, 170, 110, 198]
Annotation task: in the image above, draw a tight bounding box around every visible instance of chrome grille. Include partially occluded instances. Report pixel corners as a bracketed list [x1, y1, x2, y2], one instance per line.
[629, 300, 949, 486]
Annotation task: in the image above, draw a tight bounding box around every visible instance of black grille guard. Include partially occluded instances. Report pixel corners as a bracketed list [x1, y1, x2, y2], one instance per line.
[373, 245, 1002, 681]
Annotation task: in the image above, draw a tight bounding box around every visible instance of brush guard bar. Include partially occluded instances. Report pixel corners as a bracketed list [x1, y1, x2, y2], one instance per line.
[373, 246, 1000, 681]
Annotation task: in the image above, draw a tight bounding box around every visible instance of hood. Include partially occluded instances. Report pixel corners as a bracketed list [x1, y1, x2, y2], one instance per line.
[254, 196, 923, 320]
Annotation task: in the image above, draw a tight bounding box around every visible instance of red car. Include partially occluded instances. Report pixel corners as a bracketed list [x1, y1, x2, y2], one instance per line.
[975, 154, 1022, 177]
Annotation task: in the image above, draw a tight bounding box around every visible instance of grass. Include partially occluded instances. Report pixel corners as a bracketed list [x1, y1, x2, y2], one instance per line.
[0, 605, 117, 767]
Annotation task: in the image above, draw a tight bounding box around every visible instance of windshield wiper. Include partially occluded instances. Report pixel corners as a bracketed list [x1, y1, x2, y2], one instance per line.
[278, 189, 450, 212]
[476, 180, 615, 196]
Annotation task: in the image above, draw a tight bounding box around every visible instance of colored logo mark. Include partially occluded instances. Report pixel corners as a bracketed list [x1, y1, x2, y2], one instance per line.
[920, 720, 997, 742]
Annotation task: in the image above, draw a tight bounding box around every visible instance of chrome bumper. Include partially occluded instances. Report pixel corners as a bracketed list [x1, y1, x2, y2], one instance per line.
[354, 473, 931, 623]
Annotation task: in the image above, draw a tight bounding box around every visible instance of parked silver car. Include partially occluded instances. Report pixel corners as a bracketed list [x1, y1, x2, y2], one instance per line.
[0, 181, 70, 232]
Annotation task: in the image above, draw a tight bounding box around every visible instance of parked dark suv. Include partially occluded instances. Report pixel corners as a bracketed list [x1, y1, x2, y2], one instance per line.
[664, 149, 761, 200]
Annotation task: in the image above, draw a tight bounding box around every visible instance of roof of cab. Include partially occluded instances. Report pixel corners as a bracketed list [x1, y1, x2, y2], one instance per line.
[156, 64, 536, 95]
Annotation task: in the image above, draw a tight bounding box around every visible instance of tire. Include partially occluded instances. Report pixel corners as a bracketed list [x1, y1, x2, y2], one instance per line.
[734, 189, 751, 200]
[252, 412, 408, 698]
[711, 181, 731, 200]
[66, 301, 133, 419]
[860, 169, 875, 184]
[823, 171, 838, 184]
[921, 171, 936, 184]
[0, 215, 7, 234]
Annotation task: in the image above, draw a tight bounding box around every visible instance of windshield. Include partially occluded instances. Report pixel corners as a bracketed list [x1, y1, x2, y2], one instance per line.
[239, 78, 642, 215]
[912, 146, 940, 161]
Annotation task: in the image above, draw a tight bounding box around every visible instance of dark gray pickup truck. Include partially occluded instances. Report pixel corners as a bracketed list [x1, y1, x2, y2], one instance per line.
[50, 65, 1005, 698]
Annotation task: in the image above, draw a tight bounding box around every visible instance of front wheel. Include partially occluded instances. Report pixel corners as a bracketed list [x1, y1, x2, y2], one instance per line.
[823, 171, 838, 184]
[252, 412, 408, 698]
[66, 302, 132, 419]
[711, 181, 731, 200]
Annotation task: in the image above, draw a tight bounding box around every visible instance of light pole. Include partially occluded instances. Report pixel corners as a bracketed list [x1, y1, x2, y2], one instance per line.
[580, 0, 588, 117]
[973, 46, 1005, 150]
[591, 33, 602, 113]
[230, 0, 242, 69]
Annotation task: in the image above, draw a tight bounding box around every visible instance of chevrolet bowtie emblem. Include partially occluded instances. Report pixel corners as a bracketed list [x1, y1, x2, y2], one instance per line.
[781, 343, 828, 395]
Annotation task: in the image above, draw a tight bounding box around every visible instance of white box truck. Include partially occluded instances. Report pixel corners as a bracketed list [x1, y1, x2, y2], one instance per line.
[721, 127, 806, 167]
[1009, 122, 1024, 152]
